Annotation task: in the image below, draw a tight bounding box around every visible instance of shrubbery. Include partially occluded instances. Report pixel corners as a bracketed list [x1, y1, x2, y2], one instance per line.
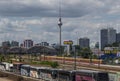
[50, 61, 59, 68]
[31, 61, 59, 68]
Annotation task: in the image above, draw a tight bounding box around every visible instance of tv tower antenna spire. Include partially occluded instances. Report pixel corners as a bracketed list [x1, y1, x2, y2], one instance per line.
[58, 0, 62, 21]
[58, 0, 62, 55]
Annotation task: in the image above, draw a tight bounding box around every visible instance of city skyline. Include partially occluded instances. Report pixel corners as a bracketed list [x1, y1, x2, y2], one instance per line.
[0, 0, 120, 47]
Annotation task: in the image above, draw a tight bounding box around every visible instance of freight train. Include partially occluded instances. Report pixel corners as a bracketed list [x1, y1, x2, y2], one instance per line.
[44, 56, 103, 64]
[0, 62, 110, 81]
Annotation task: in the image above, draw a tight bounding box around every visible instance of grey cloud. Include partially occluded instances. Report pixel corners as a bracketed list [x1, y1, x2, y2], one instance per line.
[0, 18, 27, 33]
[0, 0, 55, 17]
[0, 0, 112, 17]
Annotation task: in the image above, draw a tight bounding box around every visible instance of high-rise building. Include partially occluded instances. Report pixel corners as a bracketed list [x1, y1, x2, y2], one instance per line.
[116, 33, 120, 43]
[23, 39, 33, 49]
[36, 42, 49, 46]
[100, 28, 116, 50]
[11, 41, 19, 47]
[101, 29, 108, 50]
[79, 38, 90, 48]
[2, 41, 11, 47]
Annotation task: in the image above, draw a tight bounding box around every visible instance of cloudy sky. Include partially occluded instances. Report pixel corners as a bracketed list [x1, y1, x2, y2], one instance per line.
[0, 0, 120, 47]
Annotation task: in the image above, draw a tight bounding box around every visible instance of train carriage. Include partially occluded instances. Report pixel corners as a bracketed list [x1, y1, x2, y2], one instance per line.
[0, 63, 5, 71]
[20, 65, 30, 77]
[30, 66, 39, 78]
[12, 62, 23, 74]
[2, 62, 13, 71]
[51, 69, 58, 80]
[75, 69, 109, 81]
[57, 69, 75, 81]
[117, 72, 120, 81]
[39, 67, 56, 81]
[110, 72, 120, 81]
[109, 73, 117, 81]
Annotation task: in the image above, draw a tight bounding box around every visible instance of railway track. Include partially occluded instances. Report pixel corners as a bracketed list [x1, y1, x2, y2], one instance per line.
[58, 61, 120, 73]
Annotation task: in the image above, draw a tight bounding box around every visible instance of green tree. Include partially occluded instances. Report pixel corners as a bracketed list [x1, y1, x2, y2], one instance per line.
[51, 61, 59, 68]
[80, 48, 92, 58]
[112, 42, 119, 47]
[104, 42, 120, 48]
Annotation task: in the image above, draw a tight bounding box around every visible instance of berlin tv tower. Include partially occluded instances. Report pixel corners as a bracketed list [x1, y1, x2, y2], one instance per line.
[58, 0, 62, 55]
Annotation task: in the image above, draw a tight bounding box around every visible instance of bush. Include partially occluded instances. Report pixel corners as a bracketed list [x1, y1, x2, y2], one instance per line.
[31, 61, 59, 68]
[50, 61, 59, 68]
